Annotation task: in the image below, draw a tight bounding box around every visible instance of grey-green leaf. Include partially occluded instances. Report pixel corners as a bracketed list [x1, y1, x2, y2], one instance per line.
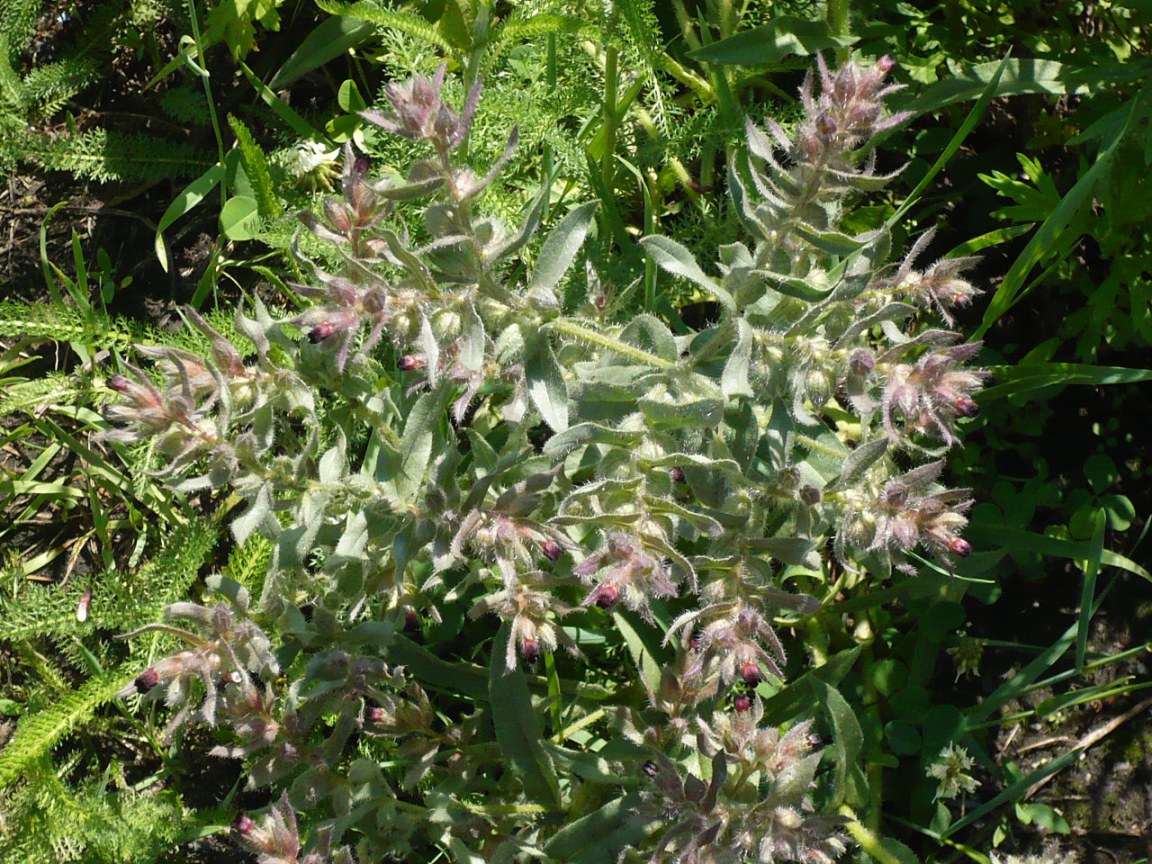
[393, 388, 445, 503]
[489, 623, 562, 808]
[524, 331, 569, 432]
[526, 201, 598, 295]
[642, 235, 735, 314]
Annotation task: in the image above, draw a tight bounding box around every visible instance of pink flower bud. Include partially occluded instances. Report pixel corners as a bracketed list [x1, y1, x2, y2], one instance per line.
[107, 374, 131, 393]
[741, 662, 761, 687]
[366, 706, 386, 723]
[875, 55, 896, 74]
[952, 395, 979, 418]
[398, 355, 426, 371]
[594, 584, 619, 609]
[540, 539, 564, 561]
[733, 695, 752, 712]
[134, 668, 160, 693]
[231, 814, 256, 835]
[948, 537, 972, 557]
[520, 639, 540, 663]
[309, 322, 337, 343]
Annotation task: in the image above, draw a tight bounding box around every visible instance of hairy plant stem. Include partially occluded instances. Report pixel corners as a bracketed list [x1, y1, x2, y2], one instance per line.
[547, 319, 674, 370]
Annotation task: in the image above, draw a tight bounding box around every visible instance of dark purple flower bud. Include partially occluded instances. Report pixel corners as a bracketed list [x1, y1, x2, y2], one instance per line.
[952, 395, 979, 418]
[642, 760, 659, 778]
[107, 374, 132, 393]
[134, 667, 160, 693]
[398, 355, 426, 371]
[404, 610, 421, 634]
[520, 639, 540, 663]
[231, 814, 257, 836]
[848, 349, 876, 376]
[948, 537, 972, 557]
[669, 467, 686, 483]
[366, 706, 386, 724]
[594, 584, 619, 609]
[733, 695, 752, 712]
[799, 484, 822, 506]
[741, 662, 761, 688]
[540, 539, 564, 562]
[354, 155, 371, 176]
[309, 322, 337, 344]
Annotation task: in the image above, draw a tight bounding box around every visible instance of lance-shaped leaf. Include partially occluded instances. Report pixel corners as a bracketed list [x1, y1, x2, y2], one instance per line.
[642, 235, 736, 314]
[489, 623, 562, 808]
[524, 330, 569, 432]
[526, 201, 598, 295]
[391, 387, 446, 503]
[722, 318, 754, 398]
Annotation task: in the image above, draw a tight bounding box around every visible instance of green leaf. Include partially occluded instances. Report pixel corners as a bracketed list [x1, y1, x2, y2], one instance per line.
[811, 678, 863, 805]
[976, 79, 1152, 337]
[721, 319, 753, 398]
[154, 162, 225, 272]
[524, 331, 569, 432]
[489, 623, 562, 808]
[542, 423, 645, 460]
[315, 0, 454, 51]
[220, 195, 260, 240]
[0, 671, 128, 788]
[688, 16, 855, 66]
[612, 611, 664, 695]
[968, 523, 1150, 582]
[542, 795, 646, 863]
[527, 201, 597, 296]
[269, 14, 375, 88]
[393, 387, 445, 503]
[981, 363, 1152, 400]
[642, 235, 735, 314]
[232, 483, 274, 546]
[901, 59, 1144, 116]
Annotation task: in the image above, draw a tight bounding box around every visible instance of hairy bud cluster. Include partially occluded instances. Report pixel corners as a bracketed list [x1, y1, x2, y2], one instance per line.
[103, 56, 989, 864]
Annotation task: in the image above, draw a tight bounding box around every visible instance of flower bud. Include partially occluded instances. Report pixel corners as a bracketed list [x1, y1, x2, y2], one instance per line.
[520, 639, 540, 663]
[952, 395, 979, 418]
[669, 467, 686, 483]
[798, 484, 822, 506]
[366, 706, 386, 724]
[107, 374, 132, 393]
[848, 348, 876, 376]
[398, 355, 426, 371]
[594, 584, 619, 609]
[134, 667, 160, 693]
[308, 322, 337, 343]
[875, 55, 896, 74]
[404, 610, 421, 634]
[231, 814, 256, 836]
[540, 539, 564, 562]
[642, 759, 659, 778]
[741, 662, 761, 687]
[948, 537, 972, 557]
[733, 695, 752, 712]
